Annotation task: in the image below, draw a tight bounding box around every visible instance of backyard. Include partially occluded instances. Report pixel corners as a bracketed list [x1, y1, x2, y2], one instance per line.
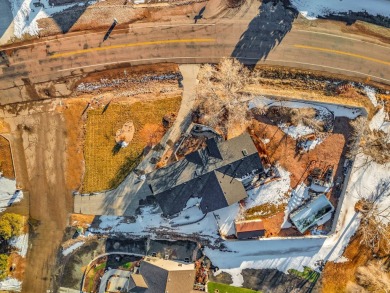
[208, 282, 261, 293]
[83, 96, 181, 192]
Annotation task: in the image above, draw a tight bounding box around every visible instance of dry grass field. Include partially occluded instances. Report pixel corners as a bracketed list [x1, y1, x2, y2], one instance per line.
[83, 95, 181, 192]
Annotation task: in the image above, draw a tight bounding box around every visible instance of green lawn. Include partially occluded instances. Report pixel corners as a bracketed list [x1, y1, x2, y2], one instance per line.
[207, 282, 261, 293]
[288, 266, 320, 283]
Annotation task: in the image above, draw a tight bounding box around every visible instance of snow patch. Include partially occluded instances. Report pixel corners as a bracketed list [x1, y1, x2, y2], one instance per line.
[0, 177, 23, 212]
[9, 234, 28, 258]
[278, 123, 314, 139]
[364, 86, 378, 107]
[62, 241, 85, 256]
[245, 166, 290, 209]
[0, 278, 21, 291]
[9, 0, 81, 38]
[291, 0, 390, 19]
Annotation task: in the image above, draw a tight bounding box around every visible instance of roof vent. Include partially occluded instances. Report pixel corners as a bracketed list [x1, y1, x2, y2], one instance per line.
[242, 149, 248, 156]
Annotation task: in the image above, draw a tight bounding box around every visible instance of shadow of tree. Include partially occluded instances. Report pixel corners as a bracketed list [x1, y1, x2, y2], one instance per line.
[108, 153, 143, 189]
[231, 0, 298, 65]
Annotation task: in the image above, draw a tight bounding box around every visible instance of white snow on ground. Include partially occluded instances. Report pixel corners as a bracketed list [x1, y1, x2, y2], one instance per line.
[245, 167, 290, 209]
[301, 137, 323, 152]
[278, 123, 314, 139]
[8, 0, 91, 38]
[9, 234, 28, 257]
[62, 241, 85, 256]
[281, 183, 310, 229]
[0, 278, 21, 291]
[249, 96, 362, 119]
[0, 177, 23, 213]
[364, 86, 378, 107]
[369, 107, 389, 132]
[291, 0, 390, 20]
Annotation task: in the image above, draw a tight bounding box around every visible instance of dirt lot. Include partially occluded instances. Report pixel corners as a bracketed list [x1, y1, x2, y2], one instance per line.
[0, 135, 14, 179]
[0, 100, 73, 293]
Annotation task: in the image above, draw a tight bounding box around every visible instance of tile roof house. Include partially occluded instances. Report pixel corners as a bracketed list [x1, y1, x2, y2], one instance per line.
[144, 133, 263, 216]
[235, 219, 265, 239]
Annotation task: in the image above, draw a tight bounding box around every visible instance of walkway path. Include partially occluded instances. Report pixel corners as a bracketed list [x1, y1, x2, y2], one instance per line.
[74, 65, 200, 216]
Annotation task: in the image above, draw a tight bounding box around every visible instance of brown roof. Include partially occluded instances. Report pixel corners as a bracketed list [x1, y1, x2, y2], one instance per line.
[235, 220, 265, 233]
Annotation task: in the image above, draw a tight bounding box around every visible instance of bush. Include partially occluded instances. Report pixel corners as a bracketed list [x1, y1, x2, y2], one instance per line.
[0, 220, 12, 240]
[0, 213, 24, 240]
[0, 254, 8, 280]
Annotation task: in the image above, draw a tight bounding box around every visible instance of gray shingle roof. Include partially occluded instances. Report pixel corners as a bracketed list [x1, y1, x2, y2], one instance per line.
[147, 133, 263, 216]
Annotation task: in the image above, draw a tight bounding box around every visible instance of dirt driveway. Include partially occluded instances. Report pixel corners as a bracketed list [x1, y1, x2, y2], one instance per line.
[1, 100, 73, 293]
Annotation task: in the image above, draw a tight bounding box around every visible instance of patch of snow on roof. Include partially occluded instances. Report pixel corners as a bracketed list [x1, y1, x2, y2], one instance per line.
[9, 234, 28, 257]
[0, 177, 23, 212]
[290, 0, 390, 19]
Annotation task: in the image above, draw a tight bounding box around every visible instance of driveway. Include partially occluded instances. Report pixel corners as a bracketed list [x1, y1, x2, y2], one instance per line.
[0, 0, 13, 45]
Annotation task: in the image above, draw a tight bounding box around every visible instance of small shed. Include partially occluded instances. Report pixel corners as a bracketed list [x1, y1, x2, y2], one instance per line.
[235, 219, 265, 239]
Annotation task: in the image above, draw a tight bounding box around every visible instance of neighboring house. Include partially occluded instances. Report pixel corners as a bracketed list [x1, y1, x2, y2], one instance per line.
[290, 194, 335, 233]
[144, 133, 263, 216]
[235, 219, 265, 239]
[139, 257, 196, 293]
[103, 257, 196, 293]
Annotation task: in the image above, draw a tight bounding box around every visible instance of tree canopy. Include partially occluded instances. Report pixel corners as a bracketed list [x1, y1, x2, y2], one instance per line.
[0, 213, 24, 240]
[0, 254, 8, 280]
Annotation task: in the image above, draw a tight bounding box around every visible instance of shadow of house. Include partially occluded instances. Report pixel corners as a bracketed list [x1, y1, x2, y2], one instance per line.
[0, 0, 13, 42]
[49, 3, 89, 34]
[231, 0, 298, 65]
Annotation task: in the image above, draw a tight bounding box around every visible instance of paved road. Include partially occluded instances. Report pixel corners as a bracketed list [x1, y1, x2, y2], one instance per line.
[0, 2, 390, 104]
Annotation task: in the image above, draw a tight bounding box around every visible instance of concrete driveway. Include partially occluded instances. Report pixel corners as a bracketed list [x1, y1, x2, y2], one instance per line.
[0, 0, 14, 45]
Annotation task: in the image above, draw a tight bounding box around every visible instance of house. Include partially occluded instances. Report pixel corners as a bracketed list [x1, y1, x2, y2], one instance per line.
[235, 219, 265, 239]
[144, 133, 263, 216]
[103, 257, 196, 293]
[290, 194, 335, 233]
[138, 257, 196, 293]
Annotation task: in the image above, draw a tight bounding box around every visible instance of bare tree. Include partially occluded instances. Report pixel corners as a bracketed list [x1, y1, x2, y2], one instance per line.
[348, 116, 390, 164]
[195, 58, 252, 136]
[355, 180, 390, 254]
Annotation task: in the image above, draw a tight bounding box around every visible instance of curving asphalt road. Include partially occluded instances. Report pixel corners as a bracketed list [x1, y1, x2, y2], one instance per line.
[0, 2, 390, 104]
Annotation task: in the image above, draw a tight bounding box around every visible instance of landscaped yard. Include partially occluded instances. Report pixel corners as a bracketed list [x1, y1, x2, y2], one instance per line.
[288, 266, 320, 283]
[208, 282, 261, 293]
[83, 95, 181, 192]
